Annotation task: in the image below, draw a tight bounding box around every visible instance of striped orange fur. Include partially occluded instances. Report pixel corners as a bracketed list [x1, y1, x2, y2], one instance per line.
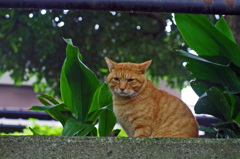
[105, 57, 198, 138]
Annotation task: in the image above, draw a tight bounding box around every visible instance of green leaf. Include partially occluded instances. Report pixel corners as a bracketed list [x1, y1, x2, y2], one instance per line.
[62, 118, 95, 136]
[88, 82, 116, 136]
[85, 104, 112, 123]
[29, 127, 41, 136]
[215, 17, 236, 44]
[29, 103, 65, 111]
[178, 50, 240, 91]
[175, 14, 240, 66]
[190, 79, 222, 97]
[199, 125, 217, 135]
[37, 96, 51, 106]
[195, 87, 232, 121]
[98, 108, 116, 136]
[215, 121, 240, 138]
[77, 124, 95, 136]
[63, 38, 73, 45]
[29, 103, 69, 126]
[89, 127, 98, 136]
[97, 85, 115, 136]
[60, 59, 74, 114]
[177, 50, 228, 66]
[223, 92, 240, 122]
[87, 82, 116, 136]
[37, 94, 59, 105]
[61, 38, 100, 122]
[98, 83, 113, 108]
[88, 84, 102, 113]
[234, 113, 240, 125]
[219, 128, 239, 138]
[89, 82, 113, 113]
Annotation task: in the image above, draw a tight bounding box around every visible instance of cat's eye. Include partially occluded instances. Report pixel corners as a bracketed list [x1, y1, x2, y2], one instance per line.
[127, 79, 134, 82]
[114, 77, 120, 81]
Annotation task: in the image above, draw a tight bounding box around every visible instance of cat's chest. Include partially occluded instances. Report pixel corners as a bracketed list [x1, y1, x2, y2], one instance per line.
[113, 103, 135, 137]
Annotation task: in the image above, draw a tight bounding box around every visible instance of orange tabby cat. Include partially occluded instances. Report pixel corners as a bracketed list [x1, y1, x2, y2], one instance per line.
[105, 57, 198, 138]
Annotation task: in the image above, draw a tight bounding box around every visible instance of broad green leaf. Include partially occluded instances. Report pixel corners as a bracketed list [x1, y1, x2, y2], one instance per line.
[85, 109, 105, 123]
[199, 125, 217, 135]
[234, 113, 240, 125]
[37, 96, 51, 106]
[98, 83, 113, 108]
[90, 127, 98, 136]
[223, 92, 239, 121]
[90, 82, 116, 136]
[63, 38, 73, 45]
[190, 79, 222, 97]
[177, 50, 228, 66]
[77, 124, 95, 136]
[215, 17, 236, 44]
[63, 38, 82, 60]
[178, 51, 240, 91]
[60, 59, 73, 113]
[61, 38, 100, 121]
[175, 14, 240, 66]
[88, 84, 102, 114]
[62, 118, 95, 136]
[195, 87, 232, 121]
[85, 104, 112, 123]
[187, 61, 240, 91]
[99, 108, 116, 136]
[89, 82, 112, 113]
[29, 103, 69, 126]
[29, 103, 65, 111]
[87, 82, 116, 136]
[29, 127, 40, 136]
[214, 121, 240, 138]
[219, 128, 239, 138]
[37, 94, 59, 105]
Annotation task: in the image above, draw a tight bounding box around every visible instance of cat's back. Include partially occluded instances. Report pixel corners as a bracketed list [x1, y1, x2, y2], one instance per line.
[151, 89, 199, 138]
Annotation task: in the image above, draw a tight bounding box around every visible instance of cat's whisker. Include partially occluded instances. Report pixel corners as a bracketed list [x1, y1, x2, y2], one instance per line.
[130, 92, 143, 100]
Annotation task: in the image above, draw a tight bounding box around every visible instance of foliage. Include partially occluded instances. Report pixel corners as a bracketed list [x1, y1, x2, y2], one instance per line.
[0, 118, 62, 136]
[175, 14, 240, 138]
[29, 39, 116, 136]
[0, 9, 190, 97]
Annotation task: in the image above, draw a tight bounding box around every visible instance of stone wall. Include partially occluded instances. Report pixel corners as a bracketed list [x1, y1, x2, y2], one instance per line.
[1, 136, 240, 159]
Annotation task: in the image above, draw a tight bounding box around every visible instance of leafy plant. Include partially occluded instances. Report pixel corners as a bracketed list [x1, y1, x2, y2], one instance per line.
[175, 14, 240, 138]
[29, 39, 116, 136]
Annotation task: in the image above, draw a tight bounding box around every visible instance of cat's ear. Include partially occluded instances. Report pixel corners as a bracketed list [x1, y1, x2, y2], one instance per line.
[105, 57, 117, 72]
[139, 60, 152, 74]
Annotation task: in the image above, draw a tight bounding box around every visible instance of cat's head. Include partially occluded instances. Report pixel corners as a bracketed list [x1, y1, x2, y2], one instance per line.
[105, 57, 152, 97]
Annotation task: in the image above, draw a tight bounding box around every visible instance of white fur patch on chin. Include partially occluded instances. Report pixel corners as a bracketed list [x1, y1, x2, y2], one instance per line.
[117, 90, 135, 97]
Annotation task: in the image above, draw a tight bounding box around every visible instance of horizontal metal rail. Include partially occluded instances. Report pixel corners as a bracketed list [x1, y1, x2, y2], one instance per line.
[0, 110, 53, 120]
[0, 0, 239, 15]
[0, 110, 218, 137]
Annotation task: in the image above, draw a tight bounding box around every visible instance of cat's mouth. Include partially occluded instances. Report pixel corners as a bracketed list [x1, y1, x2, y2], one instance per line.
[116, 90, 134, 97]
[117, 91, 129, 96]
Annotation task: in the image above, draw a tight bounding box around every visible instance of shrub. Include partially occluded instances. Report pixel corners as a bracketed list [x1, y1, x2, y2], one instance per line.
[29, 39, 116, 136]
[175, 14, 240, 138]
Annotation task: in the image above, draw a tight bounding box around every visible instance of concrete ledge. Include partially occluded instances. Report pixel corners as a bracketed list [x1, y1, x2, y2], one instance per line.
[0, 136, 240, 159]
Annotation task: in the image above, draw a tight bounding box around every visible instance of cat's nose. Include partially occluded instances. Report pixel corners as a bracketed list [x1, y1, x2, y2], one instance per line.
[120, 88, 125, 92]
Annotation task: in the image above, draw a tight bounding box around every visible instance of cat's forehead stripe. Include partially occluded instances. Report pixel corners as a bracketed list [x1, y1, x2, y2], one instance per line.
[116, 65, 135, 78]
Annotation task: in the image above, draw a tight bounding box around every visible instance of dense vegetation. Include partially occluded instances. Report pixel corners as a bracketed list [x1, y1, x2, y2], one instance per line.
[0, 9, 190, 96]
[176, 14, 240, 138]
